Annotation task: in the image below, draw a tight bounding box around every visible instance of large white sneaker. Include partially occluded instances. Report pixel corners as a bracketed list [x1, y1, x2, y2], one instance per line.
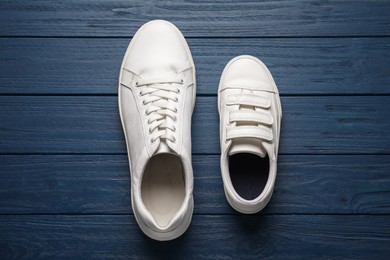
[118, 20, 196, 240]
[218, 55, 282, 214]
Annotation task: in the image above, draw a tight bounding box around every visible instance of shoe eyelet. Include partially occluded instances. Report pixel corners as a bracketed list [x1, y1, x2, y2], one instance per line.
[135, 82, 138, 86]
[174, 98, 179, 103]
[180, 79, 184, 84]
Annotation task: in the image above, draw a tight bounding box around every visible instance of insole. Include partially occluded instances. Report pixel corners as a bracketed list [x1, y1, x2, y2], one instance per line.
[229, 153, 269, 200]
[141, 154, 185, 228]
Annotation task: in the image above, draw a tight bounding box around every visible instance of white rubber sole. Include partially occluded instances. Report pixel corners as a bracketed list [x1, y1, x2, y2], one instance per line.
[118, 20, 196, 241]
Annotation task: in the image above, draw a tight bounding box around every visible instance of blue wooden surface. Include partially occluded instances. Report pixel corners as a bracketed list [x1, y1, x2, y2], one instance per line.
[1, 0, 390, 37]
[1, 96, 389, 154]
[0, 215, 389, 259]
[0, 155, 389, 215]
[0, 0, 389, 259]
[1, 38, 389, 94]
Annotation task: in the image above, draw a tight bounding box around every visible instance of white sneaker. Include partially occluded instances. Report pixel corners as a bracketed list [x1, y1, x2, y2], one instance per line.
[218, 55, 282, 214]
[118, 20, 196, 240]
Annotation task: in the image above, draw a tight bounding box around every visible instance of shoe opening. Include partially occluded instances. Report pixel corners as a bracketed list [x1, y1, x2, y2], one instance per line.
[141, 153, 186, 228]
[229, 153, 269, 200]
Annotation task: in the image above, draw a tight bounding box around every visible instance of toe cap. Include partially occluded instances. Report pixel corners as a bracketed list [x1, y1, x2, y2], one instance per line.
[123, 20, 193, 78]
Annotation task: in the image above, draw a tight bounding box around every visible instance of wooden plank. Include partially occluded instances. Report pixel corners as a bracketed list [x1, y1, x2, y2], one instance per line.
[0, 96, 389, 154]
[0, 215, 388, 258]
[1, 38, 389, 94]
[1, 1, 390, 37]
[0, 155, 388, 215]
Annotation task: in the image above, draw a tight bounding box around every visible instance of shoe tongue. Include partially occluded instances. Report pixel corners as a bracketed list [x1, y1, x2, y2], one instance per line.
[229, 138, 267, 158]
[154, 141, 174, 155]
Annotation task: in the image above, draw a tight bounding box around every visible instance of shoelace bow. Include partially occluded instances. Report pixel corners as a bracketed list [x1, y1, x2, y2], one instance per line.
[136, 77, 184, 144]
[226, 92, 274, 142]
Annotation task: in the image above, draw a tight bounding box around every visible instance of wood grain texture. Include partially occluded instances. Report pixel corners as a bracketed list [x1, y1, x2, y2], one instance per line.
[0, 0, 389, 258]
[0, 96, 389, 154]
[0, 215, 388, 259]
[1, 0, 390, 37]
[0, 155, 388, 215]
[1, 38, 389, 94]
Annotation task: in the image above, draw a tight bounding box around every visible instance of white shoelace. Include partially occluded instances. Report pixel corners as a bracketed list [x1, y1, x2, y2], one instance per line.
[136, 77, 184, 144]
[226, 93, 274, 142]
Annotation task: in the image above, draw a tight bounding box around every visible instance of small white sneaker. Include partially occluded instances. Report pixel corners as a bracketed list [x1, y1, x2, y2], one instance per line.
[118, 20, 196, 240]
[218, 55, 282, 214]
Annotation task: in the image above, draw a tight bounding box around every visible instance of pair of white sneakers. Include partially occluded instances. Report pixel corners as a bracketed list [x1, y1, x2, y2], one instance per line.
[118, 20, 282, 241]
